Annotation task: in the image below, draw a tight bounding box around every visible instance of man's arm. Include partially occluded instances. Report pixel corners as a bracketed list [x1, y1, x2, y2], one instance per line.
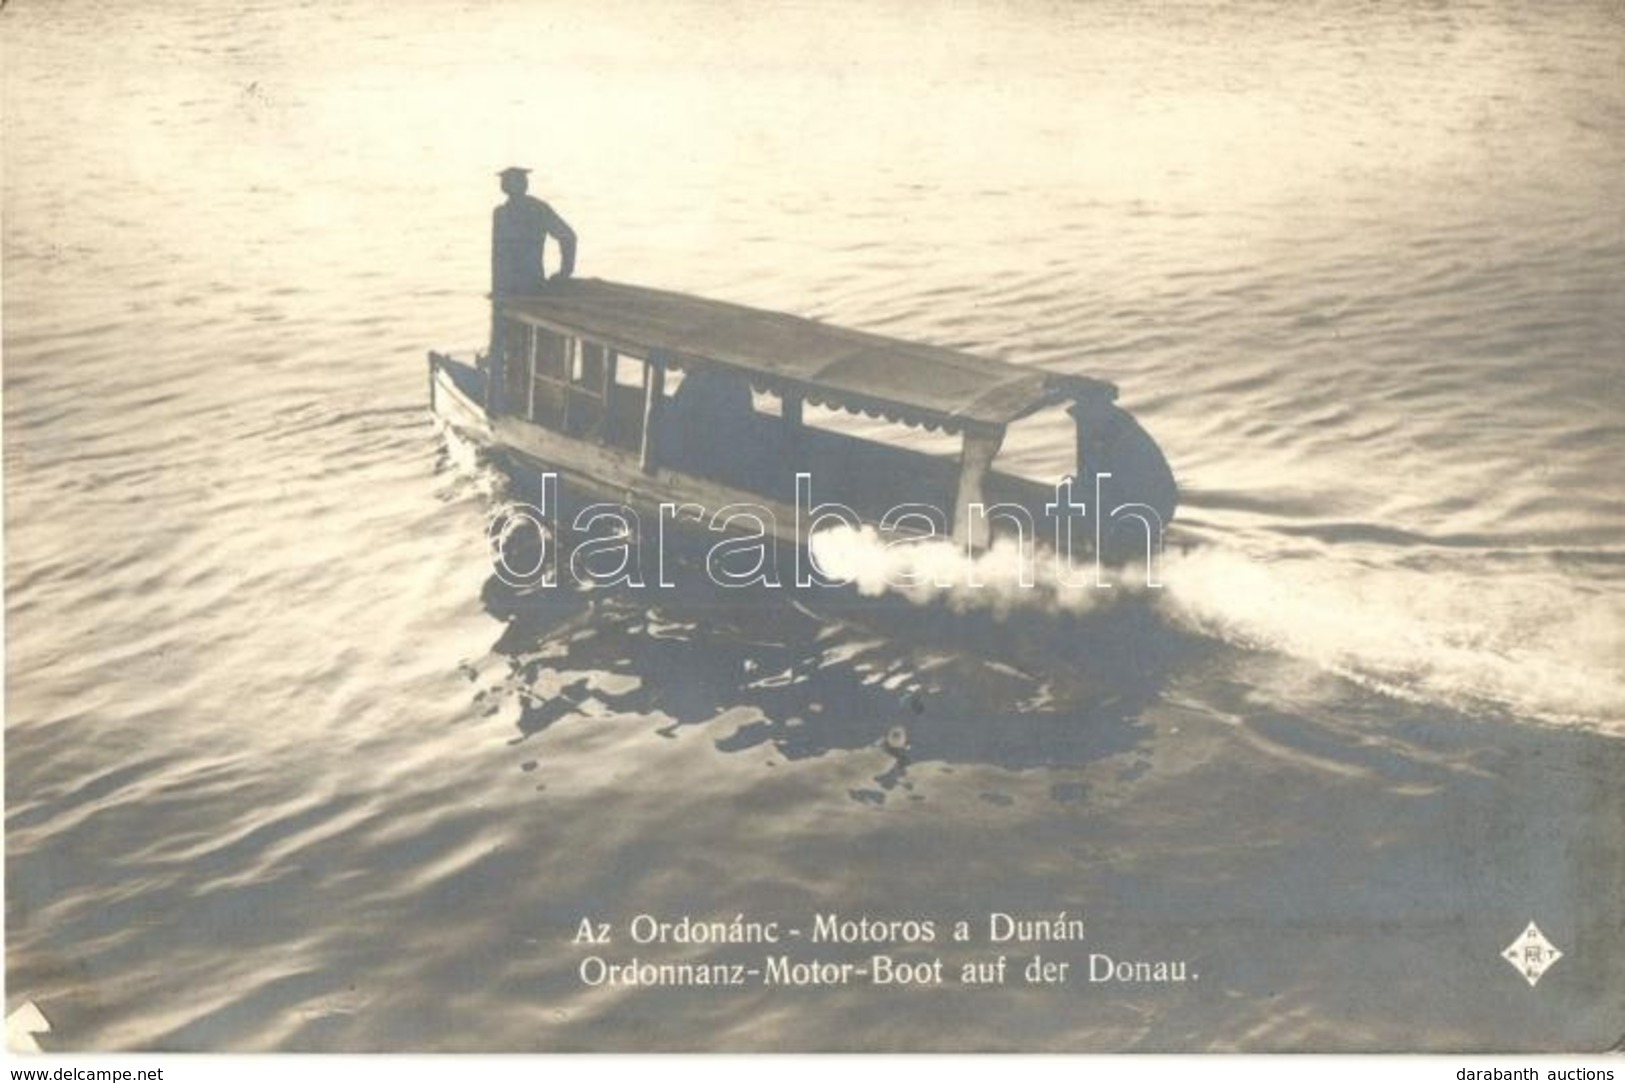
[543, 203, 577, 279]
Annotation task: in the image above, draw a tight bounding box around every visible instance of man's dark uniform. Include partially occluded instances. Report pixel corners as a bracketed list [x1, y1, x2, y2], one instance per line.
[488, 167, 577, 412]
[491, 167, 576, 295]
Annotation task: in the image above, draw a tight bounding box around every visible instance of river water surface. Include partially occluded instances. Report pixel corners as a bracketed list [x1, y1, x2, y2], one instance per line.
[4, 0, 1622, 1053]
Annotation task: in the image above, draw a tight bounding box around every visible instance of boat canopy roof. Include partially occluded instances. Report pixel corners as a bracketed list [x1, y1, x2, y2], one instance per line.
[498, 279, 1117, 435]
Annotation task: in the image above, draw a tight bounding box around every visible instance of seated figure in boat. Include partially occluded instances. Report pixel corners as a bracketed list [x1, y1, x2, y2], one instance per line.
[491, 166, 576, 295]
[660, 368, 774, 491]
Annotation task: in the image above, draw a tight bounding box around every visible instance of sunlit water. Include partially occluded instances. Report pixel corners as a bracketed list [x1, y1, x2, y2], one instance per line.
[5, 0, 1622, 1052]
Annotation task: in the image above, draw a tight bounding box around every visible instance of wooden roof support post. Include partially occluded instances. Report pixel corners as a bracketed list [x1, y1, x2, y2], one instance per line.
[953, 427, 1005, 551]
[639, 354, 667, 475]
[783, 391, 804, 453]
[601, 350, 618, 445]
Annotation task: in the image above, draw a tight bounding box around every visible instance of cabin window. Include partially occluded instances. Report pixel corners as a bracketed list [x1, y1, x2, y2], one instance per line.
[615, 357, 648, 389]
[519, 329, 617, 441]
[751, 388, 782, 417]
[563, 340, 608, 439]
[534, 329, 570, 382]
[604, 351, 653, 453]
[575, 342, 606, 387]
[526, 329, 567, 430]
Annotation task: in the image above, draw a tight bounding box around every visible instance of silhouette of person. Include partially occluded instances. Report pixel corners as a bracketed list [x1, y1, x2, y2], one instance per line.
[491, 166, 577, 295]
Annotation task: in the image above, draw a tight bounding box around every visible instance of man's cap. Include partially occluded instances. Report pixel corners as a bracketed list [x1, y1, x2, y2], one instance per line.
[497, 166, 531, 179]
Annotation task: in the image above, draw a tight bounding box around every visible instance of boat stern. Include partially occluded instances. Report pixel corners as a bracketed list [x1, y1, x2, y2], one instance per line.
[428, 350, 494, 440]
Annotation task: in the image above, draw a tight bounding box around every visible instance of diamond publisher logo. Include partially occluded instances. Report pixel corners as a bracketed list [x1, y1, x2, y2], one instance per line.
[1502, 921, 1562, 987]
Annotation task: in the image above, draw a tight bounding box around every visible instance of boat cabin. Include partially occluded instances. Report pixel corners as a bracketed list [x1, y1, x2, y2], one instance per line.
[433, 279, 1175, 560]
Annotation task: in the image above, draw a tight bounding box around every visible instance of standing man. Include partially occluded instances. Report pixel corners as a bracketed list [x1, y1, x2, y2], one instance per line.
[491, 166, 577, 295]
[488, 167, 577, 412]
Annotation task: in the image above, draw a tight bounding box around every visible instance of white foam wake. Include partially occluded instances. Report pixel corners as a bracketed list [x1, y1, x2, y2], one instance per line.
[1161, 546, 1625, 734]
[806, 524, 1153, 616]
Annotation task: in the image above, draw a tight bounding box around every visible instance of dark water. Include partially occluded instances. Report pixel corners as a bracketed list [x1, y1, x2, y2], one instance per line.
[4, 0, 1622, 1052]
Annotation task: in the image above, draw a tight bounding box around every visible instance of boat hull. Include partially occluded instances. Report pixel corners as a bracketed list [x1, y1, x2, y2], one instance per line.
[429, 350, 1170, 577]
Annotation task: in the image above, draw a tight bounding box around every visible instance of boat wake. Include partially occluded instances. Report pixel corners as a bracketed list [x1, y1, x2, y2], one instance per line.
[444, 410, 1620, 737]
[805, 524, 1155, 617]
[1160, 545, 1624, 736]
